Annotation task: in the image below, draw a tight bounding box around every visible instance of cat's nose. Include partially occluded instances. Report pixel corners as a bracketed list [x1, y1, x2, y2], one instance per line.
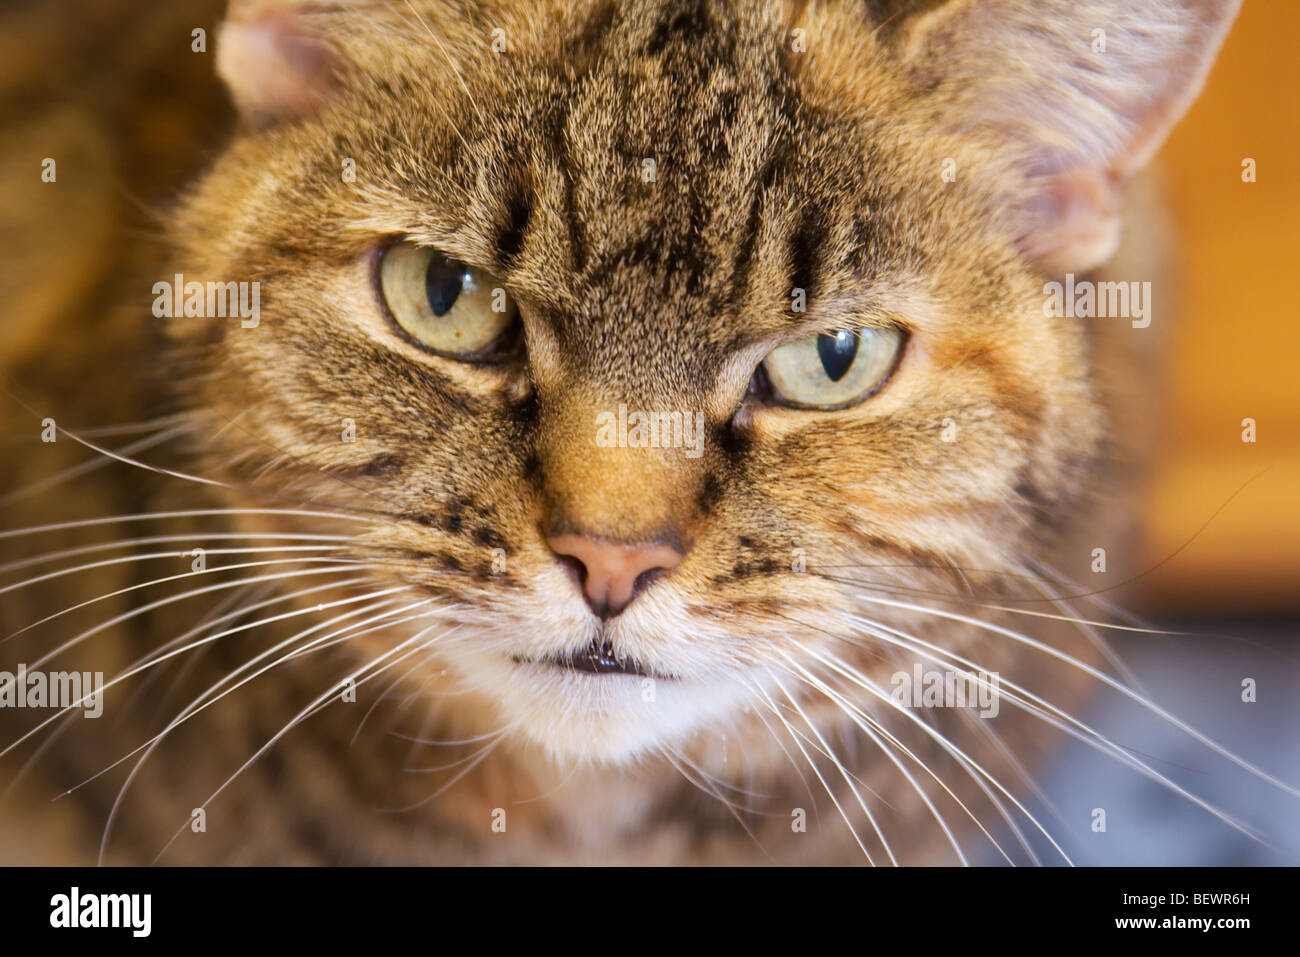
[546, 533, 683, 619]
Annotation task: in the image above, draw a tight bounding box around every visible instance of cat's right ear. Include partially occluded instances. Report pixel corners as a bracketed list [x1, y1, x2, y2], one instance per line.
[216, 0, 363, 125]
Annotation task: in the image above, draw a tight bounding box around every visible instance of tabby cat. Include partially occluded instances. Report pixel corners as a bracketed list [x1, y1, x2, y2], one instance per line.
[0, 0, 1253, 864]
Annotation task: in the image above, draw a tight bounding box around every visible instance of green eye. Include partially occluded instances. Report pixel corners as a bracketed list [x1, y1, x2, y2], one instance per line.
[761, 326, 904, 409]
[378, 242, 518, 357]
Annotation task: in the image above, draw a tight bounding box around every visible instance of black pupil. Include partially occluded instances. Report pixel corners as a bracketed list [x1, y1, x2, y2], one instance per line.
[426, 256, 467, 316]
[816, 330, 859, 382]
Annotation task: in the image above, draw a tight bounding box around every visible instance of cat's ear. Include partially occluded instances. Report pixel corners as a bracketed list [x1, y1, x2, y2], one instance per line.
[215, 0, 363, 125]
[899, 0, 1241, 273]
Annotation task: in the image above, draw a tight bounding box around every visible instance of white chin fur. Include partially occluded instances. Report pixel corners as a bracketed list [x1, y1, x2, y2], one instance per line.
[446, 649, 754, 766]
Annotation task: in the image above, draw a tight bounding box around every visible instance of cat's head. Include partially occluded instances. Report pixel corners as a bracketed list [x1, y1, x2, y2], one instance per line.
[168, 0, 1238, 765]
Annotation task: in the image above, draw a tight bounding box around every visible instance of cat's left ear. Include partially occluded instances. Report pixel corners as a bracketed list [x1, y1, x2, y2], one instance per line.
[216, 0, 368, 125]
[899, 0, 1241, 273]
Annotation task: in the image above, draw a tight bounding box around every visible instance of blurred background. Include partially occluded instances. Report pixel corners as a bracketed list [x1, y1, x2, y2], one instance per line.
[1136, 0, 1300, 614]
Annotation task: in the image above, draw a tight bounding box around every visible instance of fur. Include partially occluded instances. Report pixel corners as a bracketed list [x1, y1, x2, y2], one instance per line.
[0, 0, 1238, 863]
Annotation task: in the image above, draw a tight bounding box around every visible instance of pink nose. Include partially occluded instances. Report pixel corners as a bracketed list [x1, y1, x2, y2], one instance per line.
[547, 534, 683, 618]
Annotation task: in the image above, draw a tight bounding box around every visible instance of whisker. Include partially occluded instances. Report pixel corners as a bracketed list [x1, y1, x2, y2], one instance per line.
[773, 653, 976, 865]
[748, 604, 1070, 861]
[398, 0, 487, 126]
[168, 621, 465, 829]
[780, 626, 1071, 864]
[741, 693, 826, 824]
[747, 679, 875, 864]
[0, 386, 229, 489]
[954, 709, 1050, 865]
[402, 729, 513, 776]
[103, 601, 444, 862]
[125, 583, 272, 723]
[198, 410, 415, 521]
[0, 530, 356, 578]
[0, 424, 189, 507]
[7, 557, 374, 647]
[0, 508, 379, 541]
[383, 722, 502, 815]
[770, 672, 897, 865]
[814, 569, 1193, 637]
[659, 748, 772, 859]
[4, 582, 401, 762]
[852, 593, 1300, 801]
[116, 576, 376, 685]
[33, 414, 188, 440]
[12, 564, 374, 673]
[828, 610, 1271, 850]
[669, 748, 772, 802]
[0, 545, 354, 597]
[350, 660, 427, 747]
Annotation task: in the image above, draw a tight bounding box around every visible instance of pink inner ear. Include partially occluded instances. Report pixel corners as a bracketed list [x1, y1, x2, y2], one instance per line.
[1018, 167, 1124, 276]
[216, 10, 336, 124]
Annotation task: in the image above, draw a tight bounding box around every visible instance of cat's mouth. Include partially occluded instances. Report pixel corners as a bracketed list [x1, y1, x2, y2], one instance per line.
[513, 639, 669, 679]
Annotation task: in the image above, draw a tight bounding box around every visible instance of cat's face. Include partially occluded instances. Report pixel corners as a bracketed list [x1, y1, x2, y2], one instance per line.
[167, 0, 1231, 766]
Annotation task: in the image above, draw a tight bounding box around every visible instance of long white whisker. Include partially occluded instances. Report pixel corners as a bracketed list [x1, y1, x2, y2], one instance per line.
[101, 602, 443, 863]
[0, 530, 356, 578]
[741, 690, 825, 819]
[658, 748, 772, 857]
[399, 0, 487, 126]
[769, 671, 898, 866]
[0, 424, 188, 506]
[0, 546, 354, 596]
[818, 569, 1191, 637]
[4, 583, 404, 761]
[787, 633, 1071, 865]
[833, 611, 1272, 849]
[149, 619, 454, 861]
[952, 709, 1049, 864]
[24, 414, 187, 440]
[0, 508, 378, 541]
[852, 593, 1300, 801]
[9, 559, 374, 653]
[774, 653, 975, 865]
[747, 679, 875, 864]
[385, 718, 505, 814]
[32, 417, 228, 489]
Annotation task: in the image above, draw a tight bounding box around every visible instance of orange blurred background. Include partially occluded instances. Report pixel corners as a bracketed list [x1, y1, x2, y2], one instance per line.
[1136, 0, 1300, 614]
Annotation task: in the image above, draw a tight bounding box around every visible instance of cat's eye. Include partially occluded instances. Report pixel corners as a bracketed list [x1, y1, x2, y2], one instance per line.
[377, 242, 519, 358]
[759, 326, 904, 409]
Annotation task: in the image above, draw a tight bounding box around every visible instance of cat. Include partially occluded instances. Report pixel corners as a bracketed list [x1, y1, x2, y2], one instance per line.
[0, 0, 1257, 864]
